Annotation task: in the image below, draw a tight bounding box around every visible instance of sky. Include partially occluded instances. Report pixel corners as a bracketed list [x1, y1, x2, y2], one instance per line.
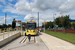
[0, 0, 75, 26]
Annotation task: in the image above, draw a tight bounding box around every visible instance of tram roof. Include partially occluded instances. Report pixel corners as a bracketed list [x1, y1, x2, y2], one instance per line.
[26, 20, 36, 23]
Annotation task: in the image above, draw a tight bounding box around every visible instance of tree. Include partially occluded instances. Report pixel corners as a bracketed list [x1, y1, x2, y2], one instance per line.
[55, 17, 62, 27]
[0, 25, 3, 28]
[45, 21, 54, 28]
[12, 18, 16, 29]
[7, 24, 12, 28]
[42, 15, 71, 29]
[49, 21, 54, 28]
[72, 22, 75, 27]
[63, 15, 71, 28]
[42, 24, 44, 28]
[2, 24, 7, 28]
[45, 22, 49, 29]
[55, 15, 71, 29]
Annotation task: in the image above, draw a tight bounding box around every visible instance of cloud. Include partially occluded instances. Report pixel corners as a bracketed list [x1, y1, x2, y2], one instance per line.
[24, 8, 75, 26]
[3, 5, 19, 13]
[0, 5, 2, 8]
[3, 0, 75, 14]
[8, 0, 13, 2]
[32, 0, 67, 12]
[4, 0, 75, 14]
[24, 10, 60, 26]
[0, 16, 18, 24]
[24, 14, 43, 26]
[0, 16, 11, 24]
[15, 0, 31, 11]
[59, 0, 75, 12]
[0, 0, 6, 4]
[24, 13, 38, 20]
[15, 0, 67, 12]
[2, 0, 75, 26]
[0, 16, 5, 24]
[2, 3, 30, 15]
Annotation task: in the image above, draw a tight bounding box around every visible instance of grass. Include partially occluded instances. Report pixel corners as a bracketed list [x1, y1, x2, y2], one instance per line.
[43, 30, 75, 44]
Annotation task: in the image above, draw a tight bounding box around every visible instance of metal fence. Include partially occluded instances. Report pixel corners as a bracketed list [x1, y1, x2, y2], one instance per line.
[0, 28, 21, 41]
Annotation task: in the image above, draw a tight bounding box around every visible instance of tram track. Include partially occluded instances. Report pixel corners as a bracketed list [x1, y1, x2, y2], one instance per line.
[1, 36, 49, 50]
[19, 36, 25, 43]
[20, 36, 37, 43]
[23, 36, 28, 43]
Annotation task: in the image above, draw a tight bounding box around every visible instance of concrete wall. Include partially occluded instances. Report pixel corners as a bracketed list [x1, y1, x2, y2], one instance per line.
[22, 31, 25, 36]
[0, 32, 21, 47]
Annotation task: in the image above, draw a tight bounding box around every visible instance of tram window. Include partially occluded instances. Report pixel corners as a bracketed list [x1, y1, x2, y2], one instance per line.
[27, 23, 36, 29]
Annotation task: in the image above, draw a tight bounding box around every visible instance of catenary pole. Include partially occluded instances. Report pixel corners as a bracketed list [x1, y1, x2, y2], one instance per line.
[5, 12, 7, 31]
[38, 12, 39, 33]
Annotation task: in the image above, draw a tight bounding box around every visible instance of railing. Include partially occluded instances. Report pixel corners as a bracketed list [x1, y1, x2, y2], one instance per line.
[0, 29, 21, 41]
[46, 29, 75, 34]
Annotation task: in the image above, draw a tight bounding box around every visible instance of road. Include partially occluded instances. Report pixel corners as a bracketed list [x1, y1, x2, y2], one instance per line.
[0, 36, 49, 50]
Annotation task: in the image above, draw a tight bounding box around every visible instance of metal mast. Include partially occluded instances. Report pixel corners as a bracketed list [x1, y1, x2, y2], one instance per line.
[5, 12, 7, 30]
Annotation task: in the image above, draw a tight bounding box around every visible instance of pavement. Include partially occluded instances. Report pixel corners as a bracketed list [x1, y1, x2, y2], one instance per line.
[0, 31, 75, 50]
[0, 36, 49, 50]
[39, 32, 75, 50]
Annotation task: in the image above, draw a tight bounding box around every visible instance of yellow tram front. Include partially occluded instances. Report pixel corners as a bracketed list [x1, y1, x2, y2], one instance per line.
[25, 20, 37, 36]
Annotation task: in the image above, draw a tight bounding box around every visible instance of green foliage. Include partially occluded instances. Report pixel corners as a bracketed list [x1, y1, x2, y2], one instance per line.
[45, 21, 54, 28]
[42, 24, 44, 28]
[72, 22, 75, 27]
[42, 15, 71, 29]
[3, 24, 7, 28]
[63, 15, 71, 28]
[0, 24, 12, 29]
[0, 25, 3, 28]
[7, 24, 12, 28]
[12, 18, 16, 29]
[0, 24, 7, 28]
[49, 21, 54, 28]
[45, 22, 49, 28]
[55, 15, 71, 28]
[55, 17, 62, 27]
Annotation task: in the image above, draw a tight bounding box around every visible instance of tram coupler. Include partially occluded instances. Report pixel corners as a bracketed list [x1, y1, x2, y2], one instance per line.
[28, 34, 31, 42]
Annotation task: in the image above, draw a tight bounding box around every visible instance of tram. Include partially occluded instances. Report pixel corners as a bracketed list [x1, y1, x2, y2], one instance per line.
[25, 20, 37, 36]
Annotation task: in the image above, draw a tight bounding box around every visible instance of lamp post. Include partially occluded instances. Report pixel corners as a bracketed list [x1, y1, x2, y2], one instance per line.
[18, 14, 22, 35]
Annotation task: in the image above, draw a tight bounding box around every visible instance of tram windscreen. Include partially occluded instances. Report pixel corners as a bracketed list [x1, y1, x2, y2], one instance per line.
[27, 23, 36, 30]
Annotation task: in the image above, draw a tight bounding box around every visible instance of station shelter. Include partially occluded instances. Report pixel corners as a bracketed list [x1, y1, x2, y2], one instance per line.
[15, 20, 26, 31]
